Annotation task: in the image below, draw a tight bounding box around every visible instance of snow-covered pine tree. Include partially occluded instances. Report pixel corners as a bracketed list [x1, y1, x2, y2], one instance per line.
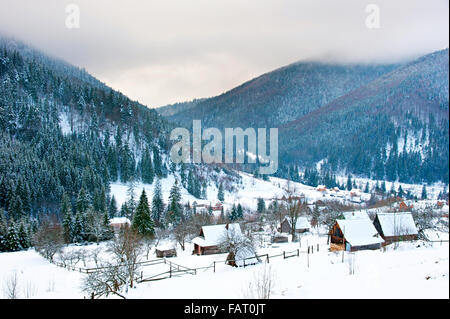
[132, 189, 155, 237]
[217, 183, 224, 201]
[167, 180, 183, 226]
[151, 178, 165, 227]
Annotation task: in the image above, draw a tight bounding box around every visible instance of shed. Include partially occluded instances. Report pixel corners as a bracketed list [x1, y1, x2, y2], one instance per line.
[109, 217, 131, 233]
[279, 216, 311, 233]
[330, 219, 384, 251]
[191, 223, 242, 255]
[271, 233, 289, 243]
[373, 212, 418, 243]
[155, 244, 177, 258]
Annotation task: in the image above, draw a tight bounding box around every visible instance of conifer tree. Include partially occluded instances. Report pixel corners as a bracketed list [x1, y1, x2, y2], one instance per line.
[167, 180, 182, 226]
[61, 192, 73, 243]
[421, 185, 428, 200]
[236, 203, 243, 220]
[152, 178, 165, 227]
[217, 183, 224, 202]
[108, 195, 118, 218]
[132, 189, 155, 237]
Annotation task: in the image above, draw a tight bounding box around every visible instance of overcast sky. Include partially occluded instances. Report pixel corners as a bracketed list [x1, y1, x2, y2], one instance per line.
[0, 0, 448, 107]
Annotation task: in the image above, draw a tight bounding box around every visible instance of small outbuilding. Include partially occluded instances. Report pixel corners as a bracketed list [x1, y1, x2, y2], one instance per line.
[330, 219, 384, 251]
[109, 217, 131, 233]
[191, 223, 242, 255]
[279, 216, 311, 233]
[155, 245, 177, 258]
[373, 212, 418, 243]
[271, 233, 289, 243]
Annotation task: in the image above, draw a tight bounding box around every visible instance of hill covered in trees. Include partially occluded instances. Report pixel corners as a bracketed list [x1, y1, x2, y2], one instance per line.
[158, 49, 449, 184]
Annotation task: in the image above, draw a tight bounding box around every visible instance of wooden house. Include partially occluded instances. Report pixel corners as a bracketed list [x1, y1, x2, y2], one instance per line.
[398, 201, 413, 211]
[155, 245, 177, 258]
[329, 219, 384, 251]
[191, 223, 242, 255]
[271, 233, 289, 243]
[109, 217, 131, 233]
[373, 212, 418, 243]
[278, 216, 311, 233]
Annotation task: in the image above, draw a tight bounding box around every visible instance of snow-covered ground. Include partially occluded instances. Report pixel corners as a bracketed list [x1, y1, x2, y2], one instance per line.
[1, 231, 448, 299]
[111, 171, 371, 215]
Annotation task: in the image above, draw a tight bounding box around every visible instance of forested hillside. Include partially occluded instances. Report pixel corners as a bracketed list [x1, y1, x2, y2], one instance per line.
[0, 37, 173, 223]
[280, 49, 449, 184]
[158, 50, 449, 185]
[164, 62, 398, 128]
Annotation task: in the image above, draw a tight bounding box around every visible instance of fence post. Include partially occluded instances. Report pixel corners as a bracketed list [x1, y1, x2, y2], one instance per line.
[312, 246, 314, 254]
[283, 251, 285, 259]
[213, 261, 216, 273]
[297, 249, 299, 257]
[266, 255, 269, 263]
[317, 244, 319, 252]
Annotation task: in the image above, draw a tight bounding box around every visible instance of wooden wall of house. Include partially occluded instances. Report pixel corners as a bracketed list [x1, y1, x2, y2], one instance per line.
[330, 223, 344, 244]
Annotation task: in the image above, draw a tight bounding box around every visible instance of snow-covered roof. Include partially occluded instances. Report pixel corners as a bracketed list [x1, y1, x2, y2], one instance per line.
[192, 223, 242, 247]
[343, 211, 370, 220]
[376, 212, 418, 237]
[295, 217, 311, 230]
[336, 219, 384, 247]
[109, 217, 131, 225]
[155, 244, 176, 251]
[281, 216, 311, 230]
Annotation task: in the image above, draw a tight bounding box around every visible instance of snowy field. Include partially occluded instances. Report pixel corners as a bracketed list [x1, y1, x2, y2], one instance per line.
[1, 232, 448, 299]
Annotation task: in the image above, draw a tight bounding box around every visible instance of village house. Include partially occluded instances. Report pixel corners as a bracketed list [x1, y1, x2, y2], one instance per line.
[373, 212, 418, 243]
[109, 217, 131, 233]
[329, 218, 384, 251]
[191, 223, 242, 255]
[398, 201, 414, 211]
[278, 216, 311, 233]
[155, 244, 177, 258]
[211, 202, 223, 211]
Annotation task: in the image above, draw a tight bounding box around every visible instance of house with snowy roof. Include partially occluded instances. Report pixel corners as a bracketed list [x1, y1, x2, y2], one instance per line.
[278, 216, 311, 233]
[329, 218, 384, 251]
[191, 223, 242, 255]
[109, 217, 131, 233]
[373, 212, 418, 243]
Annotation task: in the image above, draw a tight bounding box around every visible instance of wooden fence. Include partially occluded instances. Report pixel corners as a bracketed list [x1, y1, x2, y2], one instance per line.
[50, 239, 449, 283]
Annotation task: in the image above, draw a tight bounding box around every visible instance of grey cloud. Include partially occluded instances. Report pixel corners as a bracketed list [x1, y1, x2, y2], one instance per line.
[0, 0, 448, 107]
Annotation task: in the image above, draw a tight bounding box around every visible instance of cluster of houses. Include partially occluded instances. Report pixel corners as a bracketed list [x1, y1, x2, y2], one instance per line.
[329, 210, 418, 251]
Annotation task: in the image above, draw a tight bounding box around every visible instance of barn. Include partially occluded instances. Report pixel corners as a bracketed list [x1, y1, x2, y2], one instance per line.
[279, 216, 311, 233]
[330, 219, 384, 251]
[373, 212, 418, 243]
[191, 223, 242, 255]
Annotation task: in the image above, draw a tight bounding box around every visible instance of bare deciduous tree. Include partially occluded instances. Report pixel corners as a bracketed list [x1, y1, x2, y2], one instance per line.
[107, 225, 143, 288]
[33, 218, 64, 262]
[281, 181, 307, 242]
[82, 263, 128, 299]
[2, 272, 19, 299]
[243, 263, 275, 299]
